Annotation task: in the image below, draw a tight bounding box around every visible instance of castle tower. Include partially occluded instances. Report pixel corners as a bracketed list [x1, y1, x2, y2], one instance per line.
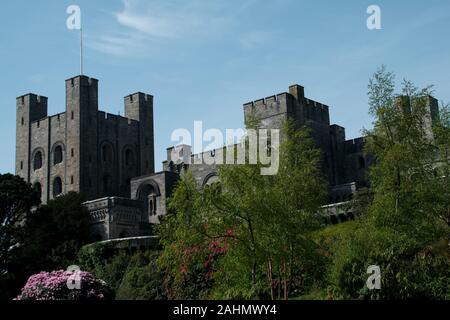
[65, 75, 99, 198]
[15, 94, 48, 193]
[124, 93, 155, 175]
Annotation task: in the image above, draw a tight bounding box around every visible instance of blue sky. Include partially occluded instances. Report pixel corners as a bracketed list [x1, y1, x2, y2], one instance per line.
[1, 0, 449, 174]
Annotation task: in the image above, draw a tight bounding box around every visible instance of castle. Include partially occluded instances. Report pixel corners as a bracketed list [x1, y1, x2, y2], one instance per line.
[15, 75, 440, 241]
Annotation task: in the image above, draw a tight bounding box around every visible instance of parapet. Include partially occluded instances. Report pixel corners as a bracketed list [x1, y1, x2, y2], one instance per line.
[65, 75, 99, 87]
[16, 93, 48, 106]
[344, 137, 365, 153]
[244, 92, 292, 120]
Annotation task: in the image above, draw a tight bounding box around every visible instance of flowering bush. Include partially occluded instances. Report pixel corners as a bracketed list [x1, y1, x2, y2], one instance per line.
[16, 270, 113, 300]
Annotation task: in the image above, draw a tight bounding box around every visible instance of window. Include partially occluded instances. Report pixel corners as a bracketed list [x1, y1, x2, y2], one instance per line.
[33, 182, 42, 202]
[71, 176, 74, 185]
[21, 118, 24, 126]
[53, 177, 62, 197]
[20, 161, 23, 170]
[54, 146, 63, 165]
[33, 151, 43, 171]
[71, 148, 74, 157]
[71, 111, 74, 120]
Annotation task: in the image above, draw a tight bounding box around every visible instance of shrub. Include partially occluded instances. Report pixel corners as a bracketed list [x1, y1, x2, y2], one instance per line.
[16, 270, 113, 300]
[116, 251, 166, 300]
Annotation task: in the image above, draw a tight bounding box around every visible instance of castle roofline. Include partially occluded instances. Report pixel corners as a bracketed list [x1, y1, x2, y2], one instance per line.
[65, 74, 99, 82]
[16, 93, 48, 99]
[125, 92, 154, 98]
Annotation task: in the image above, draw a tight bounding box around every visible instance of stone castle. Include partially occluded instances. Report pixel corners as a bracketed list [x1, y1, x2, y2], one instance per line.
[15, 75, 440, 241]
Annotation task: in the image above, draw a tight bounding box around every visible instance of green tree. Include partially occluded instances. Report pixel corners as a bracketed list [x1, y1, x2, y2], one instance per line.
[156, 171, 216, 299]
[18, 192, 91, 270]
[0, 174, 39, 273]
[157, 121, 327, 300]
[207, 121, 327, 299]
[328, 66, 450, 299]
[0, 174, 40, 300]
[4, 192, 92, 299]
[116, 251, 166, 300]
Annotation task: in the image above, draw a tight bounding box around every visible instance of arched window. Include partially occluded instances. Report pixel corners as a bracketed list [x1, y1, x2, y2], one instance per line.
[33, 182, 42, 202]
[138, 183, 159, 216]
[102, 144, 113, 164]
[53, 177, 62, 197]
[34, 151, 43, 171]
[125, 149, 134, 167]
[54, 146, 63, 165]
[358, 156, 366, 169]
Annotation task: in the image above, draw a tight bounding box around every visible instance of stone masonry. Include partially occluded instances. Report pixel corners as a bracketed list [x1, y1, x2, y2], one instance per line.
[15, 75, 440, 240]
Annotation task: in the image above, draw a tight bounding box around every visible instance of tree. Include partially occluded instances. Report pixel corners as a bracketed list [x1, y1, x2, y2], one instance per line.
[328, 66, 450, 299]
[116, 251, 166, 300]
[156, 171, 219, 299]
[16, 192, 91, 272]
[207, 121, 327, 299]
[0, 174, 39, 274]
[158, 121, 328, 300]
[0, 174, 40, 300]
[5, 192, 91, 299]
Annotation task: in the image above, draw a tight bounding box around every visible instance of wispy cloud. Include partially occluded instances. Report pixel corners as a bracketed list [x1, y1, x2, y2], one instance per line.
[86, 0, 262, 57]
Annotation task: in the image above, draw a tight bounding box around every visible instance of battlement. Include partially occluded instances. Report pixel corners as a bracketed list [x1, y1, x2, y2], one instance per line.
[303, 98, 329, 113]
[97, 111, 138, 126]
[243, 92, 290, 109]
[243, 84, 331, 126]
[16, 93, 48, 106]
[344, 137, 365, 153]
[65, 75, 99, 87]
[125, 92, 154, 103]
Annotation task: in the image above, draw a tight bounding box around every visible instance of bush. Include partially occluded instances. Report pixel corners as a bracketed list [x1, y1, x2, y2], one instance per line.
[15, 270, 113, 300]
[328, 225, 450, 300]
[116, 251, 166, 300]
[77, 244, 166, 300]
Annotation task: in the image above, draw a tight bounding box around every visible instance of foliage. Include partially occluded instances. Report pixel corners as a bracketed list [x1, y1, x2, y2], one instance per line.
[78, 244, 166, 300]
[0, 174, 39, 274]
[116, 251, 166, 300]
[156, 171, 225, 299]
[13, 192, 90, 273]
[15, 270, 113, 300]
[157, 121, 328, 300]
[2, 192, 91, 300]
[328, 66, 450, 300]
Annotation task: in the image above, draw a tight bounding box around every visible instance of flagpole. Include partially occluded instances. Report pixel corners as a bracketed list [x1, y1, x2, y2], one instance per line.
[80, 27, 84, 76]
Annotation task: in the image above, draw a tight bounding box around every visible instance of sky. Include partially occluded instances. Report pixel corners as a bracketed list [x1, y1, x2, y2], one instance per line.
[0, 0, 449, 174]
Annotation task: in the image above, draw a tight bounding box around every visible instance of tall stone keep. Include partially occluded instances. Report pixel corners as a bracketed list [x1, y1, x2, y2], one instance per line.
[15, 75, 155, 204]
[66, 76, 99, 199]
[16, 94, 48, 182]
[124, 92, 155, 175]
